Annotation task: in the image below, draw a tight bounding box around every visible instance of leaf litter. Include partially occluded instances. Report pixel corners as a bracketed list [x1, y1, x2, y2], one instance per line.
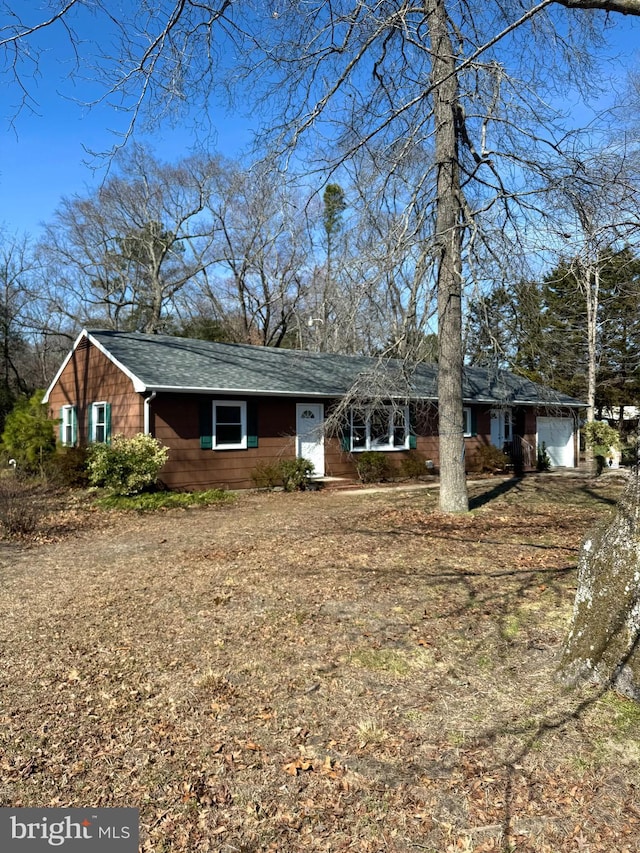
[0, 473, 637, 852]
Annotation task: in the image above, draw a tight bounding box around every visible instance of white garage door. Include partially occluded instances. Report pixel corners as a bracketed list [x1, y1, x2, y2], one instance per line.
[537, 417, 575, 467]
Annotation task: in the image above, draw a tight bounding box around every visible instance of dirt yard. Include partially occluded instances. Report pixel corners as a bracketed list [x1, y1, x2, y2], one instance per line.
[1, 473, 639, 852]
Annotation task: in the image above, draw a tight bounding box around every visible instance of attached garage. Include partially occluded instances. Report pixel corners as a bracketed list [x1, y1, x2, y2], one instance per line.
[537, 416, 576, 467]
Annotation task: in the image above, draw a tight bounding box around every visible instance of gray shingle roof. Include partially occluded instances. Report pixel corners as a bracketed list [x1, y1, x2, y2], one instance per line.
[86, 329, 584, 407]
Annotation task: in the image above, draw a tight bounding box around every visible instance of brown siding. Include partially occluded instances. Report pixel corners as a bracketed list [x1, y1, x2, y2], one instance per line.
[154, 394, 301, 491]
[48, 339, 574, 489]
[46, 339, 142, 442]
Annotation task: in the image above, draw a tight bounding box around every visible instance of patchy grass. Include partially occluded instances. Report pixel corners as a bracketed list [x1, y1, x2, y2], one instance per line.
[0, 472, 638, 852]
[94, 488, 234, 511]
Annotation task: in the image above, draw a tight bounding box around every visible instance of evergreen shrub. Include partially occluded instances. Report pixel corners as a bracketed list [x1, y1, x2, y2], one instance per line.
[278, 458, 315, 491]
[1, 390, 56, 475]
[399, 451, 431, 479]
[583, 420, 621, 474]
[251, 458, 315, 491]
[536, 442, 552, 472]
[354, 451, 390, 483]
[46, 446, 90, 487]
[251, 462, 283, 489]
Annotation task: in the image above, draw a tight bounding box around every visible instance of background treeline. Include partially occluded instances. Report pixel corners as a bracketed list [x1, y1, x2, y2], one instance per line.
[3, 138, 640, 438]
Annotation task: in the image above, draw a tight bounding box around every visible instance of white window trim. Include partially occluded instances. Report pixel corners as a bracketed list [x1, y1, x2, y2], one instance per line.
[463, 407, 472, 438]
[91, 401, 108, 443]
[212, 400, 247, 450]
[350, 405, 410, 452]
[61, 404, 76, 447]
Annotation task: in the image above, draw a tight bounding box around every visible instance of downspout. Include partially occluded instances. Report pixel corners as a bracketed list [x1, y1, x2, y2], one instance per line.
[144, 391, 157, 436]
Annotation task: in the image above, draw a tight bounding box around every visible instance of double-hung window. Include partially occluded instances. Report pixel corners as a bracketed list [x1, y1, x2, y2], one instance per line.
[212, 401, 247, 450]
[90, 402, 111, 443]
[60, 405, 77, 447]
[350, 405, 410, 451]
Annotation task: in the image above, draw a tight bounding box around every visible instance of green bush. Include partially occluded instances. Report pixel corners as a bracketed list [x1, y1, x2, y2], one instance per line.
[354, 451, 390, 484]
[583, 420, 620, 456]
[87, 433, 169, 495]
[251, 458, 315, 491]
[536, 442, 551, 472]
[470, 444, 510, 474]
[1, 390, 56, 475]
[96, 488, 233, 511]
[399, 451, 430, 479]
[278, 458, 315, 491]
[583, 420, 621, 474]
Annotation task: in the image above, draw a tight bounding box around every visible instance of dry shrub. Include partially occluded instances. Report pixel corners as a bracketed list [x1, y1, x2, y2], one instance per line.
[251, 458, 315, 490]
[45, 446, 90, 488]
[251, 462, 282, 489]
[0, 475, 40, 538]
[470, 444, 510, 474]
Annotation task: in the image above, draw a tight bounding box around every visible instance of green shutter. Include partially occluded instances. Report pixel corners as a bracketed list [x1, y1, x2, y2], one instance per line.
[71, 406, 78, 446]
[470, 408, 478, 437]
[408, 405, 417, 449]
[247, 401, 258, 448]
[87, 404, 93, 443]
[199, 399, 213, 450]
[105, 403, 112, 443]
[340, 413, 352, 452]
[59, 408, 64, 444]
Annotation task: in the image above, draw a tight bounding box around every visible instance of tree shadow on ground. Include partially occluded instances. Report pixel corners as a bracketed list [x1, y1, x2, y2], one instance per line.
[468, 476, 524, 510]
[579, 483, 621, 507]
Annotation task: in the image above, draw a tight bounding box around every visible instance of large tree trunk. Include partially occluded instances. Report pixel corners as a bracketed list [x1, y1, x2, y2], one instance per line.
[585, 261, 598, 426]
[560, 471, 640, 700]
[428, 0, 468, 513]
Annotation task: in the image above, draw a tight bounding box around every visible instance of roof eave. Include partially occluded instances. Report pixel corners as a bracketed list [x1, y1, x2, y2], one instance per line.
[140, 386, 582, 407]
[42, 329, 88, 403]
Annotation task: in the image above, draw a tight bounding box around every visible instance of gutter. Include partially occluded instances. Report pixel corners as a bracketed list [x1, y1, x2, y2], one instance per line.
[143, 391, 157, 435]
[138, 386, 583, 408]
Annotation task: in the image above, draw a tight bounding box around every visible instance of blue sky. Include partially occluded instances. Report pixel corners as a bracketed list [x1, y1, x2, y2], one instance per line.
[0, 2, 256, 240]
[1, 8, 639, 243]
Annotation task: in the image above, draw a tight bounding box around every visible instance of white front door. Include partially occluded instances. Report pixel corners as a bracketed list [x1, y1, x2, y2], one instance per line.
[537, 416, 575, 467]
[296, 403, 325, 477]
[490, 409, 512, 448]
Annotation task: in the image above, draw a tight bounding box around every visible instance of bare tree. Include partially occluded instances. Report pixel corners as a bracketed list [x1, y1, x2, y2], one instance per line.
[3, 0, 640, 512]
[340, 146, 439, 360]
[39, 146, 219, 333]
[0, 234, 39, 417]
[186, 161, 312, 347]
